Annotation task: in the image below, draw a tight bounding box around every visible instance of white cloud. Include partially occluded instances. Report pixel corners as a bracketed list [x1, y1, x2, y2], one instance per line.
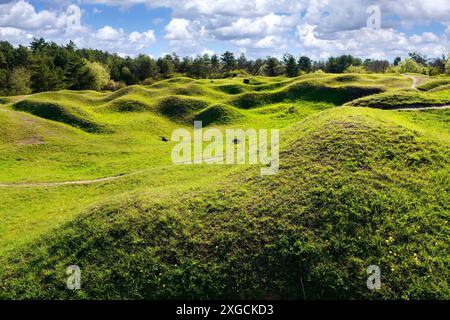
[164, 18, 205, 40]
[95, 26, 125, 41]
[0, 1, 157, 57]
[213, 13, 297, 40]
[163, 18, 208, 55]
[296, 24, 446, 59]
[104, 0, 447, 57]
[165, 18, 192, 40]
[200, 48, 214, 56]
[90, 26, 156, 54]
[0, 0, 448, 59]
[0, 27, 33, 45]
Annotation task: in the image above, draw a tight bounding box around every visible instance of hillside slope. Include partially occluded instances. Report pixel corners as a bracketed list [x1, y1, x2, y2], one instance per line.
[0, 74, 448, 299]
[1, 107, 448, 299]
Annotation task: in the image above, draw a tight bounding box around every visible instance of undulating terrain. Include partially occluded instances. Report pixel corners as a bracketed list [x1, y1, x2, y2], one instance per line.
[0, 73, 449, 299]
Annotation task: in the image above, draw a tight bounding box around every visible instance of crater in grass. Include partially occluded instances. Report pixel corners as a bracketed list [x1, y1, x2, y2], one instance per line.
[12, 100, 108, 133]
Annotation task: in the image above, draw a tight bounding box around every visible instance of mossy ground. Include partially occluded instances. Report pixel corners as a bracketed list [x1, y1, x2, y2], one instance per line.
[0, 73, 448, 299]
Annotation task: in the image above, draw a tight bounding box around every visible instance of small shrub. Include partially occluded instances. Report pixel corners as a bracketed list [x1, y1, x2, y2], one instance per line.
[104, 80, 126, 91]
[141, 78, 157, 86]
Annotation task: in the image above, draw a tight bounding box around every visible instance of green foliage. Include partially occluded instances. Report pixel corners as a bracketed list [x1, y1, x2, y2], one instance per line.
[409, 52, 428, 65]
[264, 57, 284, 76]
[446, 56, 450, 75]
[31, 57, 65, 92]
[326, 55, 362, 73]
[283, 54, 299, 77]
[345, 66, 367, 74]
[9, 67, 31, 95]
[157, 55, 175, 78]
[363, 59, 390, 73]
[133, 54, 159, 81]
[1, 39, 449, 97]
[83, 62, 110, 91]
[220, 51, 236, 72]
[298, 56, 312, 73]
[398, 58, 423, 74]
[104, 79, 126, 91]
[188, 54, 212, 78]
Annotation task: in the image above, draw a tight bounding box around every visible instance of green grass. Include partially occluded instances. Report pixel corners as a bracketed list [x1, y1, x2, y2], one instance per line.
[0, 73, 448, 299]
[417, 79, 450, 91]
[346, 89, 450, 109]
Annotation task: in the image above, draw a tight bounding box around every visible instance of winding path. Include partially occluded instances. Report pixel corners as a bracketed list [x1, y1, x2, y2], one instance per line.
[401, 74, 420, 89]
[0, 173, 130, 188]
[0, 156, 226, 188]
[391, 74, 450, 111]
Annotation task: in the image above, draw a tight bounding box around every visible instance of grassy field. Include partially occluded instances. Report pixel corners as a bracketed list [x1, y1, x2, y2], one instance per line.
[0, 73, 448, 299]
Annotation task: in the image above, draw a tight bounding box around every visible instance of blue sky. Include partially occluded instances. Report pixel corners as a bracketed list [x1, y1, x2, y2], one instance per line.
[1, 0, 449, 60]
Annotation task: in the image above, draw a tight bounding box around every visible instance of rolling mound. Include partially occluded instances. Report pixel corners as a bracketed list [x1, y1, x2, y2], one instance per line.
[150, 77, 195, 89]
[417, 79, 450, 91]
[347, 90, 450, 109]
[98, 99, 152, 113]
[212, 84, 247, 95]
[429, 84, 450, 92]
[230, 82, 384, 109]
[157, 96, 210, 122]
[193, 104, 244, 126]
[172, 84, 212, 97]
[1, 74, 448, 300]
[1, 109, 448, 299]
[12, 100, 107, 133]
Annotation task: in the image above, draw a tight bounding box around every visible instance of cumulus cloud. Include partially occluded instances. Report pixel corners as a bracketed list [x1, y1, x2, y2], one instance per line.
[0, 27, 33, 45]
[95, 26, 125, 41]
[0, 0, 65, 30]
[87, 0, 448, 58]
[89, 26, 156, 54]
[296, 24, 446, 59]
[164, 18, 204, 40]
[0, 1, 156, 56]
[1, 0, 448, 58]
[163, 18, 208, 55]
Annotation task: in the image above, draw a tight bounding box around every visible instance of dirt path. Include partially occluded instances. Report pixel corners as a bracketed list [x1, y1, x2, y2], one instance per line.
[401, 74, 420, 89]
[0, 173, 129, 188]
[395, 105, 450, 111]
[0, 156, 227, 188]
[389, 74, 450, 111]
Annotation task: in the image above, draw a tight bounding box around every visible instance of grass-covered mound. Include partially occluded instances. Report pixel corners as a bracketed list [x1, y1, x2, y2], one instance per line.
[213, 84, 247, 95]
[417, 79, 450, 91]
[230, 82, 384, 109]
[98, 99, 152, 113]
[1, 109, 448, 299]
[193, 104, 244, 126]
[12, 100, 107, 133]
[0, 74, 448, 300]
[429, 84, 450, 93]
[347, 90, 450, 109]
[157, 96, 210, 122]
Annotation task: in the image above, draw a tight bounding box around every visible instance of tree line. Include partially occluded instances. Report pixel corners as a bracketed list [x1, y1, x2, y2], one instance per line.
[1, 38, 449, 95]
